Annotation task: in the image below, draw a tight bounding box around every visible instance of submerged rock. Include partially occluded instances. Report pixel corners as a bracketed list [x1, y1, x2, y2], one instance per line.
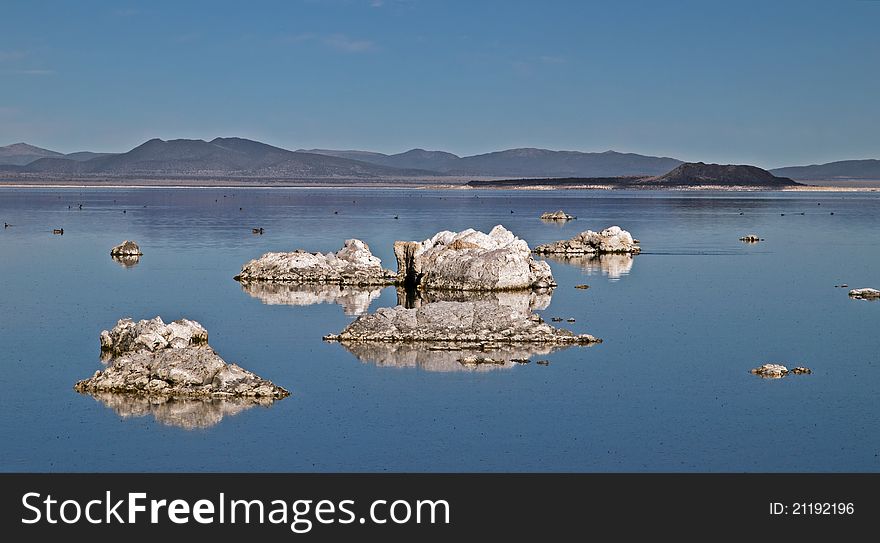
[334, 342, 568, 372]
[540, 210, 576, 221]
[849, 288, 880, 300]
[324, 300, 599, 346]
[533, 226, 640, 255]
[83, 392, 273, 429]
[235, 239, 397, 286]
[393, 225, 555, 291]
[75, 317, 289, 399]
[750, 363, 812, 379]
[239, 281, 382, 315]
[458, 355, 507, 368]
[110, 240, 142, 256]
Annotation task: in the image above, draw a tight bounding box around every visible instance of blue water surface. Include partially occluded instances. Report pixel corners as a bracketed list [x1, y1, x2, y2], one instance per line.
[0, 187, 878, 472]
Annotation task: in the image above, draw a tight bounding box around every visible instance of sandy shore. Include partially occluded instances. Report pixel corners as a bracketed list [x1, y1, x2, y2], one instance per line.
[0, 179, 877, 191]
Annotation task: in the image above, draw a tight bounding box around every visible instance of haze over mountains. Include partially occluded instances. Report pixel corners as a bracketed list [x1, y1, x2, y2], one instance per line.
[301, 148, 682, 177]
[1, 138, 878, 182]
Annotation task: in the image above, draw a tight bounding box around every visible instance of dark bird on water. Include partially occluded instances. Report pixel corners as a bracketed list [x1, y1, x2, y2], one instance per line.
[252, 228, 264, 234]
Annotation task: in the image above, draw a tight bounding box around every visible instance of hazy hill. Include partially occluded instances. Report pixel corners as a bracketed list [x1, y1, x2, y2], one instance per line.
[0, 143, 64, 166]
[0, 143, 116, 166]
[771, 159, 880, 181]
[305, 147, 682, 177]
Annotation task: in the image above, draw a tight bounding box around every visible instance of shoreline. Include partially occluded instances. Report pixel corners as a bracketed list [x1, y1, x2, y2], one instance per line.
[0, 181, 877, 192]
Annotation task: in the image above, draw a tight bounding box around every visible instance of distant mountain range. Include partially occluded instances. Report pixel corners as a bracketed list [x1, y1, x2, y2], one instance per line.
[2, 139, 878, 182]
[0, 143, 110, 166]
[1, 138, 427, 179]
[770, 160, 880, 181]
[301, 148, 682, 177]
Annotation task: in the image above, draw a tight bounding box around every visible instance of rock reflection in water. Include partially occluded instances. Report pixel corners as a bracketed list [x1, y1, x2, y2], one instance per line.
[239, 282, 382, 315]
[111, 254, 141, 268]
[334, 342, 575, 372]
[83, 392, 277, 429]
[543, 254, 635, 280]
[396, 287, 552, 312]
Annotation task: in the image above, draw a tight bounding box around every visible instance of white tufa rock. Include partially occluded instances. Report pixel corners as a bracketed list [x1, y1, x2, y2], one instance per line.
[393, 225, 555, 291]
[534, 226, 641, 255]
[849, 288, 880, 300]
[110, 240, 142, 256]
[77, 317, 289, 399]
[235, 239, 397, 286]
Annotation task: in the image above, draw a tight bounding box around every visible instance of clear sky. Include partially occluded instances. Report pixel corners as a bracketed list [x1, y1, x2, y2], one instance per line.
[1, 0, 878, 168]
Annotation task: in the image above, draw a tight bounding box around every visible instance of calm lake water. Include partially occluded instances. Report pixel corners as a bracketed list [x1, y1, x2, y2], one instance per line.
[1, 187, 878, 472]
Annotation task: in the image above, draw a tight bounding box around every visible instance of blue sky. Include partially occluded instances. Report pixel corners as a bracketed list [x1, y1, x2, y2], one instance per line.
[1, 0, 878, 167]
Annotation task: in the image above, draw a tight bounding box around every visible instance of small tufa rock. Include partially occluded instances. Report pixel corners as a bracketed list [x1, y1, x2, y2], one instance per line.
[76, 317, 290, 400]
[750, 363, 812, 379]
[849, 288, 880, 300]
[458, 355, 507, 367]
[536, 360, 550, 366]
[574, 284, 590, 290]
[110, 240, 142, 256]
[534, 226, 640, 255]
[739, 235, 762, 243]
[236, 239, 397, 286]
[540, 210, 576, 221]
[750, 364, 788, 378]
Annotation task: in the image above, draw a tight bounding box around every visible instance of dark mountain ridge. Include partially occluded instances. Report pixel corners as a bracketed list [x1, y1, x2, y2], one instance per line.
[468, 162, 801, 188]
[771, 159, 880, 181]
[646, 162, 799, 186]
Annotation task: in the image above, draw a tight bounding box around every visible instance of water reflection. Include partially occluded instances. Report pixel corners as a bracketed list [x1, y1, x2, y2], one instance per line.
[333, 342, 580, 372]
[239, 282, 382, 315]
[396, 287, 552, 312]
[543, 254, 635, 280]
[82, 392, 277, 429]
[111, 254, 141, 268]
